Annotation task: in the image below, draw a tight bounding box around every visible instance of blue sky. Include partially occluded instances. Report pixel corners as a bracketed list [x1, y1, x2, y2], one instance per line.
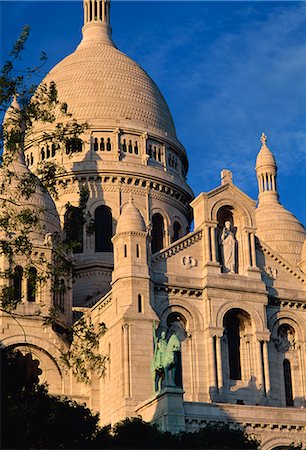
[1, 1, 306, 226]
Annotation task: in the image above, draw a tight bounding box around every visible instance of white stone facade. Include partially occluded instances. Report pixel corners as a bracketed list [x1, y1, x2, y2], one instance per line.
[1, 2, 306, 449]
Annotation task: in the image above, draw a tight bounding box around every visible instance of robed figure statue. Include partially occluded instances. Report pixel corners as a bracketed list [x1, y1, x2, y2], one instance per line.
[220, 220, 237, 273]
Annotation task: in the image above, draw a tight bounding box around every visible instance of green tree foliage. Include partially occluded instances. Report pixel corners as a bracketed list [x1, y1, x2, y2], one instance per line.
[0, 25, 88, 312]
[0, 28, 105, 384]
[1, 348, 100, 449]
[1, 348, 260, 450]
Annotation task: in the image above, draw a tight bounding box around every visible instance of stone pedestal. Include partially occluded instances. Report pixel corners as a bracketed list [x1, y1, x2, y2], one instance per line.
[135, 387, 185, 433]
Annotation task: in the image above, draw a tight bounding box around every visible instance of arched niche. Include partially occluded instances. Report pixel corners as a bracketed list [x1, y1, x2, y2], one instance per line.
[94, 205, 113, 252]
[211, 199, 256, 273]
[269, 316, 303, 407]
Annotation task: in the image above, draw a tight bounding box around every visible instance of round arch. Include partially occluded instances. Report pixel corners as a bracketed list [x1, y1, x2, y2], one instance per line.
[269, 311, 305, 342]
[1, 338, 64, 394]
[262, 435, 301, 450]
[215, 301, 265, 332]
[151, 208, 171, 228]
[158, 298, 204, 332]
[210, 198, 254, 228]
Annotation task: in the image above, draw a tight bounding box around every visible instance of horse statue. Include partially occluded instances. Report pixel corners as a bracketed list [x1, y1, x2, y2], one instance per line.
[150, 322, 181, 393]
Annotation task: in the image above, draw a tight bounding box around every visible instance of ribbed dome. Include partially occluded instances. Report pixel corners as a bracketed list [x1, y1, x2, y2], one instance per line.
[300, 239, 306, 273]
[0, 149, 60, 241]
[256, 203, 306, 266]
[256, 144, 277, 170]
[38, 41, 176, 138]
[116, 201, 146, 234]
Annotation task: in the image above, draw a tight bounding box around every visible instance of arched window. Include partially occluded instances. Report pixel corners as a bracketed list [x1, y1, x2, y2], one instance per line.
[41, 148, 45, 161]
[151, 213, 165, 254]
[94, 205, 113, 252]
[46, 145, 50, 159]
[64, 207, 83, 253]
[100, 138, 105, 151]
[27, 267, 37, 302]
[224, 309, 242, 380]
[66, 138, 82, 154]
[122, 139, 127, 152]
[136, 243, 140, 258]
[172, 221, 182, 242]
[283, 359, 294, 406]
[137, 294, 142, 313]
[13, 266, 23, 302]
[51, 144, 56, 157]
[134, 141, 138, 154]
[128, 140, 133, 153]
[93, 138, 98, 151]
[106, 138, 111, 151]
[124, 244, 127, 258]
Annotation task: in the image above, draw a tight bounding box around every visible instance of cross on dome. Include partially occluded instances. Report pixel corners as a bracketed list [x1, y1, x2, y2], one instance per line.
[260, 132, 267, 146]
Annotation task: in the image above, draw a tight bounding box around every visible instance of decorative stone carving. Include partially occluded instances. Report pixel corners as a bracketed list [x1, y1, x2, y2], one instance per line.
[219, 221, 237, 273]
[264, 266, 278, 279]
[274, 325, 296, 352]
[151, 322, 182, 393]
[181, 255, 197, 269]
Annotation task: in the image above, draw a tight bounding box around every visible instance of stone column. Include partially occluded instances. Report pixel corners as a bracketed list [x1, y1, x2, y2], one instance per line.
[113, 128, 121, 161]
[210, 226, 217, 262]
[205, 225, 211, 262]
[141, 132, 148, 165]
[263, 341, 271, 394]
[250, 232, 257, 267]
[216, 334, 223, 390]
[122, 323, 132, 398]
[211, 335, 218, 391]
[256, 339, 264, 392]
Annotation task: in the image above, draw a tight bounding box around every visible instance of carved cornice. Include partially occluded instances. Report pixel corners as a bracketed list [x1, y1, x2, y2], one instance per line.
[258, 240, 306, 285]
[154, 284, 202, 298]
[55, 172, 193, 209]
[268, 297, 306, 309]
[152, 229, 202, 262]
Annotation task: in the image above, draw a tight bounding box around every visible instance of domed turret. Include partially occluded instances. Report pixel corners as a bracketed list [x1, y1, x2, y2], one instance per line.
[116, 198, 146, 235]
[1, 98, 61, 241]
[255, 133, 306, 266]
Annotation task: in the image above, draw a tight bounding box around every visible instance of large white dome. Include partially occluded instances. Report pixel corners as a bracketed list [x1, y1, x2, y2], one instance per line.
[40, 39, 177, 139]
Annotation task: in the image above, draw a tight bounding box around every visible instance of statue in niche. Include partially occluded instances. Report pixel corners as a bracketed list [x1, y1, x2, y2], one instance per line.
[220, 220, 237, 273]
[151, 322, 182, 393]
[275, 325, 296, 352]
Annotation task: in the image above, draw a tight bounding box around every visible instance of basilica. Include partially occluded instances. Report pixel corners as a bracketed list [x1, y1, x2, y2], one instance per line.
[1, 1, 306, 449]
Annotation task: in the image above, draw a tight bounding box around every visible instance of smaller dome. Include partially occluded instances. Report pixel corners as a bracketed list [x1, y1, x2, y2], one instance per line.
[256, 133, 277, 172]
[0, 150, 60, 241]
[300, 239, 306, 273]
[256, 203, 306, 266]
[3, 95, 20, 124]
[116, 200, 146, 234]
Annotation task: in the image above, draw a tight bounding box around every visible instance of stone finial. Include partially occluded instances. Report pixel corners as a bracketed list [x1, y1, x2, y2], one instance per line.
[221, 169, 233, 185]
[260, 132, 267, 147]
